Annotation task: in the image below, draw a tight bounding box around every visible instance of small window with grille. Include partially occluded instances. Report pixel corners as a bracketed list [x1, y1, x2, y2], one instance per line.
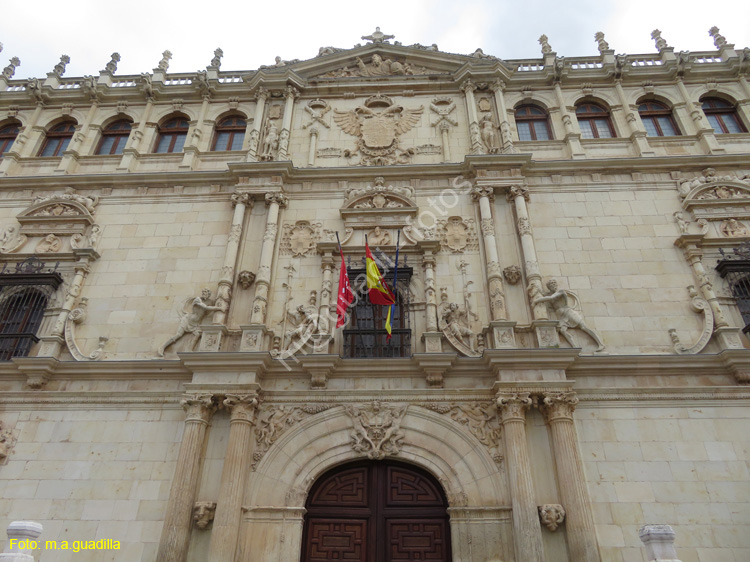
[716, 246, 750, 333]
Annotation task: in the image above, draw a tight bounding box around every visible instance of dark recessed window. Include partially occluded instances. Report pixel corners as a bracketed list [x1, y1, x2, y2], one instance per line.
[576, 103, 616, 139]
[0, 123, 20, 157]
[702, 98, 746, 134]
[96, 119, 132, 155]
[638, 101, 681, 137]
[38, 121, 76, 157]
[212, 116, 246, 151]
[154, 117, 189, 153]
[0, 289, 48, 361]
[515, 105, 552, 141]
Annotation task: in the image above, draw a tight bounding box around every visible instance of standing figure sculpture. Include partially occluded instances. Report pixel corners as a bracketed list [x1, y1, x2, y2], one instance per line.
[260, 122, 279, 160]
[158, 289, 223, 356]
[532, 279, 605, 352]
[480, 116, 500, 153]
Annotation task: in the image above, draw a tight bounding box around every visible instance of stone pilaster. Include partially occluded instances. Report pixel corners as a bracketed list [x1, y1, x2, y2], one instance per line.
[246, 87, 268, 162]
[461, 80, 483, 154]
[496, 392, 544, 562]
[541, 392, 601, 562]
[552, 82, 585, 159]
[276, 86, 299, 160]
[180, 94, 211, 170]
[118, 97, 154, 172]
[675, 78, 724, 154]
[317, 253, 334, 340]
[614, 79, 654, 157]
[471, 186, 508, 321]
[0, 102, 44, 176]
[56, 100, 100, 174]
[157, 394, 217, 562]
[489, 80, 516, 153]
[207, 393, 259, 562]
[307, 126, 318, 166]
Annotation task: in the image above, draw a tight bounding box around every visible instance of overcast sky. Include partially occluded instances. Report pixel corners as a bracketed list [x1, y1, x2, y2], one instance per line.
[2, 0, 747, 79]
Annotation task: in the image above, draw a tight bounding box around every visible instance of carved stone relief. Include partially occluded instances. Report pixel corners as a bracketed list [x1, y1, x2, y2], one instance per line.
[437, 216, 479, 253]
[35, 234, 62, 253]
[319, 54, 439, 78]
[668, 285, 714, 355]
[277, 291, 322, 356]
[345, 401, 407, 460]
[193, 502, 216, 530]
[539, 504, 566, 531]
[0, 225, 26, 253]
[64, 298, 108, 361]
[0, 421, 16, 464]
[720, 218, 749, 237]
[430, 97, 457, 128]
[424, 402, 503, 466]
[280, 221, 321, 257]
[157, 289, 223, 356]
[438, 285, 479, 357]
[503, 265, 521, 285]
[368, 226, 391, 246]
[238, 270, 256, 289]
[303, 99, 330, 129]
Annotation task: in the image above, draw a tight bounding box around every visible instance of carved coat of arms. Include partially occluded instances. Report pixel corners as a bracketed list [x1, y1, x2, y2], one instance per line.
[334, 95, 423, 166]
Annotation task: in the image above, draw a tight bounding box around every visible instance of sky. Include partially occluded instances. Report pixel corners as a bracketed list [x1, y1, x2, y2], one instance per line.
[1, 0, 748, 80]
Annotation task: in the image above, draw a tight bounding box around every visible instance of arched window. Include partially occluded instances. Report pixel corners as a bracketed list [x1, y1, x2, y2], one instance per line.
[515, 105, 552, 141]
[96, 119, 132, 155]
[0, 289, 47, 360]
[702, 98, 746, 134]
[154, 117, 189, 153]
[212, 116, 246, 151]
[38, 121, 76, 157]
[575, 103, 616, 139]
[0, 122, 20, 157]
[638, 101, 681, 136]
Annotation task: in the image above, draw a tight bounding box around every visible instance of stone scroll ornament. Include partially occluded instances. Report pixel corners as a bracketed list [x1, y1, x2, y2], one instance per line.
[64, 298, 108, 361]
[668, 285, 713, 354]
[345, 401, 407, 459]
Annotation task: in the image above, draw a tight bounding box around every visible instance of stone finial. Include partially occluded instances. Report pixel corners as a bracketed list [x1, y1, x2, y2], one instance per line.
[2, 57, 20, 79]
[157, 50, 172, 71]
[3, 521, 43, 557]
[651, 29, 669, 51]
[210, 48, 223, 68]
[362, 27, 395, 44]
[708, 26, 728, 49]
[52, 55, 70, 78]
[639, 525, 682, 562]
[539, 34, 552, 54]
[104, 52, 120, 74]
[595, 32, 609, 53]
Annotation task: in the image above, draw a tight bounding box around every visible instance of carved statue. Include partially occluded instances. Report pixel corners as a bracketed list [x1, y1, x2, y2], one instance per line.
[539, 34, 553, 54]
[345, 401, 407, 459]
[259, 121, 279, 160]
[284, 292, 319, 352]
[0, 225, 26, 253]
[35, 234, 61, 254]
[594, 32, 609, 53]
[210, 48, 223, 68]
[157, 50, 172, 71]
[533, 279, 605, 352]
[3, 57, 20, 79]
[480, 116, 500, 153]
[158, 289, 223, 356]
[441, 302, 475, 349]
[368, 226, 391, 246]
[673, 211, 689, 234]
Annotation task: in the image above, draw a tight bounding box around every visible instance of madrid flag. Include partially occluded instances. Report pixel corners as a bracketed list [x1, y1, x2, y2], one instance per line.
[336, 245, 354, 328]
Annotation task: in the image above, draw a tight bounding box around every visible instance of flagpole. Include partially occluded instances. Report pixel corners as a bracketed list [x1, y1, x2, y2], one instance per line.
[387, 230, 401, 347]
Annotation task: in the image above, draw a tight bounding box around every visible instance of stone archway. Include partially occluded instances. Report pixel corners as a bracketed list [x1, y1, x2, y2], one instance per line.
[301, 459, 452, 562]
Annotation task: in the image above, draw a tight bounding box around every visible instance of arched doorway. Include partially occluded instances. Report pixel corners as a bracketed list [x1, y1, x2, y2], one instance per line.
[302, 460, 452, 562]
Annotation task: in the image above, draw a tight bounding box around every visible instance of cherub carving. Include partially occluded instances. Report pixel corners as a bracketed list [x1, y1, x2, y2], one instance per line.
[158, 289, 224, 356]
[0, 225, 26, 253]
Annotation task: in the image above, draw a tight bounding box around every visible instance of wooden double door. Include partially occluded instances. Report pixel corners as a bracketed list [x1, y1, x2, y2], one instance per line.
[302, 460, 452, 562]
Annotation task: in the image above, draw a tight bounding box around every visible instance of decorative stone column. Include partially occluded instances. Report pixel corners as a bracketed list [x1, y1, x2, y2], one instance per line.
[157, 394, 217, 562]
[541, 392, 601, 562]
[242, 191, 288, 350]
[613, 79, 654, 157]
[461, 80, 484, 154]
[56, 99, 100, 174]
[307, 127, 319, 167]
[246, 87, 268, 162]
[276, 86, 299, 160]
[470, 185, 514, 347]
[207, 393, 259, 562]
[421, 243, 442, 353]
[313, 252, 335, 353]
[489, 80, 516, 154]
[505, 185, 559, 348]
[552, 82, 586, 159]
[496, 392, 545, 562]
[118, 95, 155, 172]
[180, 92, 211, 170]
[675, 78, 724, 154]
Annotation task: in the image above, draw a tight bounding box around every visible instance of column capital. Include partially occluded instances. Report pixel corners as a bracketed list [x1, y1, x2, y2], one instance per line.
[284, 85, 300, 99]
[489, 78, 506, 93]
[541, 391, 578, 422]
[223, 393, 260, 423]
[181, 393, 217, 423]
[470, 185, 495, 202]
[496, 392, 533, 422]
[230, 192, 254, 208]
[460, 79, 477, 94]
[265, 191, 289, 208]
[254, 86, 269, 102]
[505, 184, 530, 202]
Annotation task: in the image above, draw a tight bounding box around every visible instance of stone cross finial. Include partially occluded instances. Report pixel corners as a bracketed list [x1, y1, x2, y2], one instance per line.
[595, 32, 609, 53]
[539, 35, 552, 54]
[2, 57, 20, 79]
[651, 29, 669, 51]
[104, 52, 120, 74]
[709, 26, 727, 49]
[210, 48, 223, 68]
[362, 27, 395, 44]
[52, 55, 70, 78]
[157, 50, 172, 71]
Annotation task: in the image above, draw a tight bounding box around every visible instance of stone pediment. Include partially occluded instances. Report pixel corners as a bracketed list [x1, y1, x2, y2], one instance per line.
[17, 189, 98, 236]
[342, 177, 416, 210]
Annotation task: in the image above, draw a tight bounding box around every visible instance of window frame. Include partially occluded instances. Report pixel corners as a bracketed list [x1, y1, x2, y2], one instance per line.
[211, 115, 247, 151]
[638, 100, 681, 137]
[0, 122, 21, 157]
[95, 119, 133, 155]
[38, 121, 77, 157]
[153, 116, 190, 154]
[514, 105, 553, 141]
[701, 97, 747, 134]
[575, 102, 616, 139]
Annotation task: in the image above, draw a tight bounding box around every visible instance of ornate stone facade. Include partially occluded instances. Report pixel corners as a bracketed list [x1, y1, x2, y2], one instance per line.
[0, 28, 748, 562]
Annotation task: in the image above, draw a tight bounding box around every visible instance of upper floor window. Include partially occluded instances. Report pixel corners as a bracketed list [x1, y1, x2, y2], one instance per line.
[0, 122, 20, 157]
[576, 103, 615, 139]
[96, 119, 132, 155]
[515, 105, 552, 141]
[638, 101, 681, 137]
[154, 117, 189, 153]
[702, 98, 747, 134]
[212, 116, 246, 151]
[38, 121, 76, 157]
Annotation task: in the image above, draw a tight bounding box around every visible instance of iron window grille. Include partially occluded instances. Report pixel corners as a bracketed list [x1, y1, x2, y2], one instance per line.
[717, 245, 750, 333]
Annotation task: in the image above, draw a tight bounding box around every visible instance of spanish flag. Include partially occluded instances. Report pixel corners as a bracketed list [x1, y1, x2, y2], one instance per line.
[365, 242, 396, 306]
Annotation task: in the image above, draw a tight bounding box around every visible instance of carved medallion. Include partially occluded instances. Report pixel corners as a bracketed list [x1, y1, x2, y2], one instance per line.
[345, 401, 407, 460]
[436, 217, 478, 253]
[281, 221, 321, 257]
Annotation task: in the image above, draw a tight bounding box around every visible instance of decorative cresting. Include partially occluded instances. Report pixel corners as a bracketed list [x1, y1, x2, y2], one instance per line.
[538, 504, 566, 531]
[423, 402, 503, 467]
[540, 391, 601, 562]
[64, 297, 108, 360]
[252, 404, 335, 470]
[344, 401, 407, 459]
[496, 392, 545, 562]
[333, 94, 423, 166]
[668, 285, 713, 354]
[157, 394, 217, 562]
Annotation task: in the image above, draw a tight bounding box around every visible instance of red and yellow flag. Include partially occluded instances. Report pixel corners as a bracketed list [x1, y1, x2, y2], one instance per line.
[365, 243, 396, 306]
[336, 245, 354, 328]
